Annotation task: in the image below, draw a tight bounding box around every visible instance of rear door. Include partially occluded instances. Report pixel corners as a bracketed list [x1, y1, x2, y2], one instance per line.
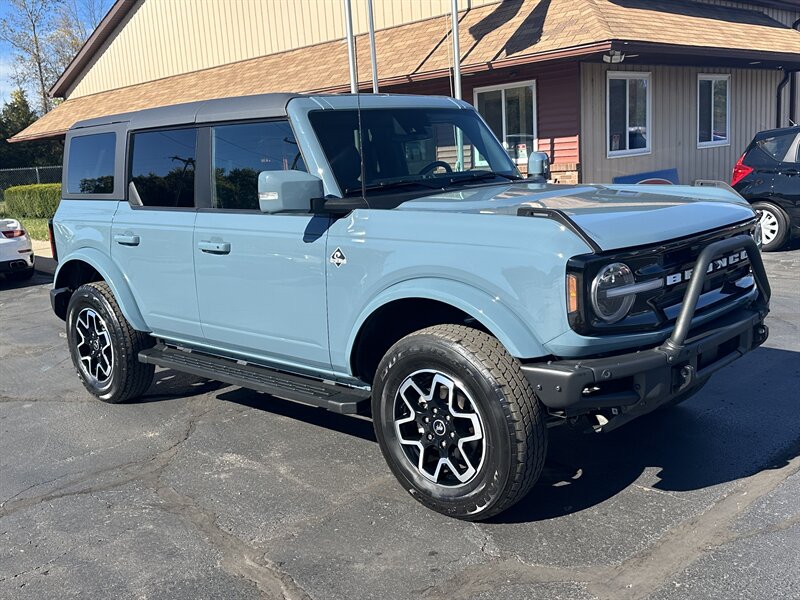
[111, 126, 202, 341]
[192, 119, 332, 374]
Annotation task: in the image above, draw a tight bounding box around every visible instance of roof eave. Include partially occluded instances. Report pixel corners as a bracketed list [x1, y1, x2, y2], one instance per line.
[49, 0, 137, 99]
[611, 40, 800, 69]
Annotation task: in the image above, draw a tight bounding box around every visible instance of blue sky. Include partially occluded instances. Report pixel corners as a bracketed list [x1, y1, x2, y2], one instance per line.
[0, 1, 114, 107]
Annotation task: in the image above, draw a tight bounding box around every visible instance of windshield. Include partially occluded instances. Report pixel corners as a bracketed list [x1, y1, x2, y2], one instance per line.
[308, 107, 521, 197]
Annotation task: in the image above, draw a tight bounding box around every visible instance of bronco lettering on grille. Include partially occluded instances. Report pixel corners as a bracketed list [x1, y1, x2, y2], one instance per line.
[665, 249, 748, 287]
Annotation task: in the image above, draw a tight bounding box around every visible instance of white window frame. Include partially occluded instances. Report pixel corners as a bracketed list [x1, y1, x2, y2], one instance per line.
[697, 74, 731, 149]
[473, 79, 538, 165]
[606, 71, 652, 159]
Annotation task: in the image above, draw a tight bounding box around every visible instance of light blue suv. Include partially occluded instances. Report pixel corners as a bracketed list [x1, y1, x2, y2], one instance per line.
[50, 93, 770, 520]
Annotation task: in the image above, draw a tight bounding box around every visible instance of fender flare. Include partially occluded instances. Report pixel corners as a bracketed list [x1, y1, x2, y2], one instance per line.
[54, 248, 149, 332]
[346, 277, 547, 364]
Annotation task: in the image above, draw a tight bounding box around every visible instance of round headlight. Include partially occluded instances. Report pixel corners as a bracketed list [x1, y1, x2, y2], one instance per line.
[591, 262, 635, 324]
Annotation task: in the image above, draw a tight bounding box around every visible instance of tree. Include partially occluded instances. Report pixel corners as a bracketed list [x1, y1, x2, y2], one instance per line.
[0, 0, 61, 115]
[0, 0, 110, 115]
[0, 89, 62, 168]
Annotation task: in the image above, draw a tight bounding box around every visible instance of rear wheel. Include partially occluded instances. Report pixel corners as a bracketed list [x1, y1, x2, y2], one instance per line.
[372, 325, 547, 520]
[753, 201, 789, 252]
[66, 282, 154, 403]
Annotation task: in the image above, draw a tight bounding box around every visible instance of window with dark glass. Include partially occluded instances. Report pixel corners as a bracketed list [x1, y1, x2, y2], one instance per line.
[129, 128, 197, 208]
[758, 132, 796, 162]
[67, 132, 115, 194]
[211, 121, 306, 210]
[698, 75, 729, 146]
[607, 73, 650, 155]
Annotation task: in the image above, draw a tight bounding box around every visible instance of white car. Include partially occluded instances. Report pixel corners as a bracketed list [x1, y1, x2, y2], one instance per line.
[0, 218, 35, 281]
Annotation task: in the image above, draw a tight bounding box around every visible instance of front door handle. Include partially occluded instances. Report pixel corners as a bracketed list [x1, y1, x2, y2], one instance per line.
[114, 233, 140, 246]
[198, 240, 231, 255]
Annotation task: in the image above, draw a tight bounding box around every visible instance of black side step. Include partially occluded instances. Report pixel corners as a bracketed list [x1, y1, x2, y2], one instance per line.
[139, 344, 370, 415]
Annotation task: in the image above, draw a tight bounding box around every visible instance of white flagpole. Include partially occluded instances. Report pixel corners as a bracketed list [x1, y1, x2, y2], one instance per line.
[344, 0, 358, 94]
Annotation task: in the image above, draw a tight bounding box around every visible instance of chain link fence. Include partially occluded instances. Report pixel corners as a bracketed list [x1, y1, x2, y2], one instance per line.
[0, 166, 62, 200]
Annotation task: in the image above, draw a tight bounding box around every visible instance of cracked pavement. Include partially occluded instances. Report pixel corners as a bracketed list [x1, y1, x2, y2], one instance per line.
[1, 245, 798, 600]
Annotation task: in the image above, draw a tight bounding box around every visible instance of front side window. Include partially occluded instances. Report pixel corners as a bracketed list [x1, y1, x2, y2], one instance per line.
[129, 128, 197, 208]
[698, 75, 730, 147]
[211, 121, 306, 210]
[67, 132, 115, 194]
[607, 73, 651, 157]
[308, 107, 519, 198]
[475, 82, 536, 165]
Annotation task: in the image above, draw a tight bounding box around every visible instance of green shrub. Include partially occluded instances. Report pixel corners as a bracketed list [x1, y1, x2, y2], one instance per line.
[3, 183, 61, 218]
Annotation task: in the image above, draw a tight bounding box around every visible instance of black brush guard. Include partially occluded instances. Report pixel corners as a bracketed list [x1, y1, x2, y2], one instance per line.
[521, 235, 770, 431]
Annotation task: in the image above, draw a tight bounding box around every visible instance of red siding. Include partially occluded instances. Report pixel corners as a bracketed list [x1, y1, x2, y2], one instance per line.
[382, 61, 581, 167]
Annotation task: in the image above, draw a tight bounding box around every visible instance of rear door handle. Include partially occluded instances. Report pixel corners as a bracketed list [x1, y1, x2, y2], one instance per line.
[198, 240, 231, 255]
[114, 233, 140, 246]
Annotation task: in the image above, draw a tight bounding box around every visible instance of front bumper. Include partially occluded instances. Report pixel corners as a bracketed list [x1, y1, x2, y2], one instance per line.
[521, 234, 771, 431]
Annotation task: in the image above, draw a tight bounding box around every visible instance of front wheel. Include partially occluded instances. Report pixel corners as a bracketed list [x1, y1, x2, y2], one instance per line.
[753, 201, 789, 252]
[66, 282, 154, 403]
[372, 325, 547, 520]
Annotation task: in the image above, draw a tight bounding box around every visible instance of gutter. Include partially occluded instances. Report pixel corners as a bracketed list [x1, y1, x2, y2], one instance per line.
[778, 18, 800, 128]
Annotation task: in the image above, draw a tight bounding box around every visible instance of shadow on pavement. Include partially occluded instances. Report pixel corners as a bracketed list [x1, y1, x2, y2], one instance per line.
[127, 345, 799, 522]
[498, 345, 800, 523]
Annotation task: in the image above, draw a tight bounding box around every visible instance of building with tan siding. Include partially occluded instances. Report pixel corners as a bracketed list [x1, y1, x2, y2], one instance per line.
[13, 0, 800, 186]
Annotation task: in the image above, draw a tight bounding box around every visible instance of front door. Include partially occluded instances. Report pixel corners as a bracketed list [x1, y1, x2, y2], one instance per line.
[192, 120, 331, 374]
[111, 126, 202, 340]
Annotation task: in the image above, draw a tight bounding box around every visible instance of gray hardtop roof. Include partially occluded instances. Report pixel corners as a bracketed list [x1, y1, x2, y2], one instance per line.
[69, 93, 472, 132]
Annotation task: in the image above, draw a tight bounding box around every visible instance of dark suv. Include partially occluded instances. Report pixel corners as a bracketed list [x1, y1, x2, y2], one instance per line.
[732, 126, 800, 251]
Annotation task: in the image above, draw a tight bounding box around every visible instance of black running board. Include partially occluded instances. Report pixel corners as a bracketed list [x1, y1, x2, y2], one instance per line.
[138, 344, 370, 415]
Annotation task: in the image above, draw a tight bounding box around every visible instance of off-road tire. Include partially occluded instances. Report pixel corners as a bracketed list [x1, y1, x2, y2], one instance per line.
[66, 282, 154, 403]
[753, 201, 789, 252]
[372, 324, 547, 521]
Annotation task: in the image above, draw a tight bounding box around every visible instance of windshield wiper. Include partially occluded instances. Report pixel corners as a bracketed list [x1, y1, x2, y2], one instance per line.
[344, 179, 442, 195]
[445, 171, 524, 186]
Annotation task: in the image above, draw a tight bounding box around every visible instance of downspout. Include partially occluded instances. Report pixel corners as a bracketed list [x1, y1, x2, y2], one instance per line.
[791, 18, 800, 126]
[777, 70, 792, 128]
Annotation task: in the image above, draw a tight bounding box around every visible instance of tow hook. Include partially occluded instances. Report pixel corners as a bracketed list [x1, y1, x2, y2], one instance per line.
[677, 364, 695, 392]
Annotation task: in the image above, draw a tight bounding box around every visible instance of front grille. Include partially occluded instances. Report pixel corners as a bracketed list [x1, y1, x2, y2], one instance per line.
[567, 219, 758, 335]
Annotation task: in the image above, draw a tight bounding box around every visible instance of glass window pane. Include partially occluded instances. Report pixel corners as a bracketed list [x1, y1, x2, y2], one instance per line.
[130, 128, 196, 208]
[628, 78, 648, 150]
[608, 78, 627, 152]
[712, 79, 728, 142]
[759, 133, 796, 162]
[477, 90, 503, 141]
[698, 79, 712, 143]
[504, 85, 535, 163]
[67, 133, 115, 194]
[212, 121, 305, 210]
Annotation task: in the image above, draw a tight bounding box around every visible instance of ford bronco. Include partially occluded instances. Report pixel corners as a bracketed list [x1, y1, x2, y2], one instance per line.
[50, 93, 770, 520]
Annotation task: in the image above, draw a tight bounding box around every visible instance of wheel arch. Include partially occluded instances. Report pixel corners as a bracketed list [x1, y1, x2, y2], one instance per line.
[347, 278, 546, 383]
[53, 249, 148, 331]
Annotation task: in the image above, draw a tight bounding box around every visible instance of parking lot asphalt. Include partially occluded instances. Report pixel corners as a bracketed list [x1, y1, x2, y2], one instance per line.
[1, 247, 798, 600]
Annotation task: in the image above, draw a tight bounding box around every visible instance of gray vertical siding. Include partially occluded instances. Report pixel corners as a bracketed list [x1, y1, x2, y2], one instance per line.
[580, 63, 791, 185]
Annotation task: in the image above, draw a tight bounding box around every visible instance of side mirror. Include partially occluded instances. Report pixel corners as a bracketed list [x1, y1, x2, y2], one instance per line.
[527, 151, 550, 181]
[258, 170, 323, 213]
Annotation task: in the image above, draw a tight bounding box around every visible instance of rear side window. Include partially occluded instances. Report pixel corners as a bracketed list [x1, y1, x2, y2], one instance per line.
[67, 132, 115, 194]
[211, 120, 306, 210]
[129, 128, 197, 208]
[757, 133, 795, 162]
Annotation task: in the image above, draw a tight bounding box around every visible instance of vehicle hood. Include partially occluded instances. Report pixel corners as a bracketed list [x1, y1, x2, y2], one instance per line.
[395, 183, 755, 251]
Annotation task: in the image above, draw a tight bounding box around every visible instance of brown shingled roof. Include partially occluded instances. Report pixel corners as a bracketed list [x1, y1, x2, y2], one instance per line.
[13, 0, 800, 142]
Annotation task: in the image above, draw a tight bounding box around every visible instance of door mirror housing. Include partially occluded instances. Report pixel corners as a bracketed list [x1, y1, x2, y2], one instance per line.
[527, 151, 551, 182]
[258, 170, 323, 213]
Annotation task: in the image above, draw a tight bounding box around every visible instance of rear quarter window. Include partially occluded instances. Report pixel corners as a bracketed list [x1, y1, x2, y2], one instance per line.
[756, 133, 796, 162]
[67, 132, 116, 194]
